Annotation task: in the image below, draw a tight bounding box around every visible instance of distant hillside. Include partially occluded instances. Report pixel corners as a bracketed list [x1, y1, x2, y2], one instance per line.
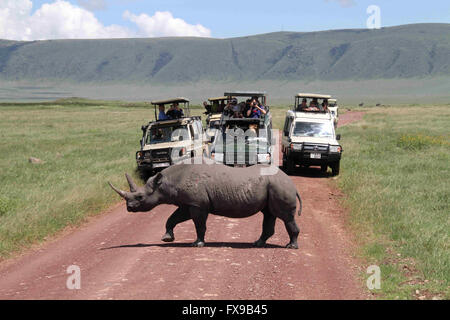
[1, 24, 449, 83]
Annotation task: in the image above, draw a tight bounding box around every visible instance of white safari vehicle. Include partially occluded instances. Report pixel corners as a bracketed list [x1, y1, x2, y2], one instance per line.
[281, 93, 342, 175]
[209, 91, 273, 166]
[136, 98, 205, 175]
[328, 98, 339, 128]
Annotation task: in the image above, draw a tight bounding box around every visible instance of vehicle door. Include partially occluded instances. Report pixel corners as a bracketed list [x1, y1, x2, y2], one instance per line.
[281, 115, 294, 152]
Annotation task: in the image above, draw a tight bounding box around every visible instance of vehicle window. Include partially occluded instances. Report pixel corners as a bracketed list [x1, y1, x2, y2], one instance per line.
[293, 122, 333, 138]
[195, 120, 203, 133]
[209, 120, 220, 129]
[146, 125, 187, 144]
[283, 117, 289, 134]
[189, 125, 195, 139]
[192, 123, 198, 136]
[284, 117, 293, 135]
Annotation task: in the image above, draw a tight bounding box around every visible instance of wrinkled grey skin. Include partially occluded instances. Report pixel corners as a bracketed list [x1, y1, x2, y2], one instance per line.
[109, 164, 302, 249]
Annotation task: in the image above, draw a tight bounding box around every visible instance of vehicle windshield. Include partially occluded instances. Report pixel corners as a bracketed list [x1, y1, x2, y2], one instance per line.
[209, 120, 220, 129]
[293, 122, 334, 138]
[146, 125, 187, 144]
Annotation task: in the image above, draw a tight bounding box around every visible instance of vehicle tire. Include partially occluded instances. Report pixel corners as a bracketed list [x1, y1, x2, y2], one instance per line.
[331, 161, 340, 176]
[137, 167, 151, 181]
[286, 158, 295, 174]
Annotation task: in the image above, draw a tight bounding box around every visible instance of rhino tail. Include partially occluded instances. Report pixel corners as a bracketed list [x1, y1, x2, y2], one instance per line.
[296, 191, 302, 216]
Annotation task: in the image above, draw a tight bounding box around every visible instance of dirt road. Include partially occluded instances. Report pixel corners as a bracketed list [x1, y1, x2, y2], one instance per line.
[0, 111, 367, 300]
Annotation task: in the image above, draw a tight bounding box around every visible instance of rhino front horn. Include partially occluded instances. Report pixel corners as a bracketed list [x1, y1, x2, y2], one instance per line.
[125, 173, 138, 192]
[108, 182, 127, 198]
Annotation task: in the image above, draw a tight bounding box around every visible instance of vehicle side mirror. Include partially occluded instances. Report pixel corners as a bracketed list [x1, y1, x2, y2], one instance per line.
[284, 131, 289, 136]
[336, 134, 341, 140]
[210, 136, 215, 143]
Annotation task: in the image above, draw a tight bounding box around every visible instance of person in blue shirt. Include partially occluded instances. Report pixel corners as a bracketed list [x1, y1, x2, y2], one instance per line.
[158, 104, 169, 120]
[246, 99, 266, 118]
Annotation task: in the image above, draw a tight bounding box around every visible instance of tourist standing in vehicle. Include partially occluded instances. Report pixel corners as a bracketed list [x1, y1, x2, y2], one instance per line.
[247, 99, 266, 118]
[319, 99, 329, 112]
[158, 104, 169, 120]
[296, 98, 308, 111]
[167, 102, 184, 119]
[203, 101, 212, 114]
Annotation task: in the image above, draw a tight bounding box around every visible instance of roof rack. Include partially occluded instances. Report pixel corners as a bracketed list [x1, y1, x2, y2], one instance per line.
[208, 96, 229, 102]
[224, 91, 267, 97]
[150, 97, 191, 119]
[296, 93, 332, 99]
[151, 97, 190, 105]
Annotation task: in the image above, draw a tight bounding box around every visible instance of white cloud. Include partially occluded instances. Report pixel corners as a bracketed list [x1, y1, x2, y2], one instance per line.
[0, 0, 211, 40]
[76, 0, 107, 11]
[123, 10, 211, 38]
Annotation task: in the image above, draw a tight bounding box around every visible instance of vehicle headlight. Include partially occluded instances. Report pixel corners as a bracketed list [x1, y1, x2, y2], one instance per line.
[291, 143, 302, 151]
[212, 152, 223, 162]
[330, 145, 341, 153]
[257, 153, 271, 163]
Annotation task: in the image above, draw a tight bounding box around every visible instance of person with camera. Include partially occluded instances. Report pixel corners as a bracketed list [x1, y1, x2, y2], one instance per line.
[246, 98, 266, 118]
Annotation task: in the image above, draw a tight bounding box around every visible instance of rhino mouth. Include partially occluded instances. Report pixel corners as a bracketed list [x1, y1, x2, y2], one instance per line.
[126, 205, 140, 212]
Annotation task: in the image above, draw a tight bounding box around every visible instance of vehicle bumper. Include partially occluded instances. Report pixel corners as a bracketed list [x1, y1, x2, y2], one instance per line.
[287, 150, 341, 165]
[136, 160, 171, 170]
[212, 152, 271, 166]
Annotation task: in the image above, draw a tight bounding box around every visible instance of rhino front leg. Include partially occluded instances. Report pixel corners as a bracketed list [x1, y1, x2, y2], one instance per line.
[162, 206, 191, 242]
[254, 209, 276, 248]
[189, 206, 209, 247]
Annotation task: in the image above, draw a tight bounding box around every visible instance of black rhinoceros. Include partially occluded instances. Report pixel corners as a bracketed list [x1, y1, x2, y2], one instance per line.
[109, 164, 302, 248]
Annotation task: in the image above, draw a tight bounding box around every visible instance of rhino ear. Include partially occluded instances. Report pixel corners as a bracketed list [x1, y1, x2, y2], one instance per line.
[145, 172, 163, 192]
[153, 172, 163, 187]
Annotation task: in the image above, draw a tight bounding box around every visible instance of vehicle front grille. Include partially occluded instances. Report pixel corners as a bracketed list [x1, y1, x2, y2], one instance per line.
[150, 148, 171, 162]
[225, 152, 259, 165]
[302, 144, 328, 152]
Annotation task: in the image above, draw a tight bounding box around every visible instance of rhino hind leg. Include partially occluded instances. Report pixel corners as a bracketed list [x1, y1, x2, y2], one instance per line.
[254, 209, 276, 248]
[162, 206, 191, 242]
[283, 217, 300, 249]
[190, 207, 208, 247]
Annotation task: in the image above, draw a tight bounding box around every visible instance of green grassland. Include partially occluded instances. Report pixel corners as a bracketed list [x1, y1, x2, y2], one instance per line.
[0, 100, 204, 257]
[0, 100, 448, 299]
[337, 105, 449, 299]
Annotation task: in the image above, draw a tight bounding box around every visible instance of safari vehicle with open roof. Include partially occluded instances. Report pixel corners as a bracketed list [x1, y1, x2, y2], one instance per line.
[206, 96, 228, 121]
[136, 98, 204, 175]
[281, 93, 342, 175]
[209, 91, 273, 166]
[205, 96, 229, 142]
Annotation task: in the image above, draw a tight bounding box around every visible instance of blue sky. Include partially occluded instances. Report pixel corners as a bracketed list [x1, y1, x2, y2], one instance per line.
[3, 0, 450, 40]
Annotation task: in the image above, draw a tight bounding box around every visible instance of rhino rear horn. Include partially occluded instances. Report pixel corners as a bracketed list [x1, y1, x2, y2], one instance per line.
[125, 173, 138, 192]
[108, 182, 127, 198]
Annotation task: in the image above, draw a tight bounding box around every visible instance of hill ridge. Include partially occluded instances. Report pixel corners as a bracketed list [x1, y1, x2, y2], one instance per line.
[1, 23, 449, 83]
